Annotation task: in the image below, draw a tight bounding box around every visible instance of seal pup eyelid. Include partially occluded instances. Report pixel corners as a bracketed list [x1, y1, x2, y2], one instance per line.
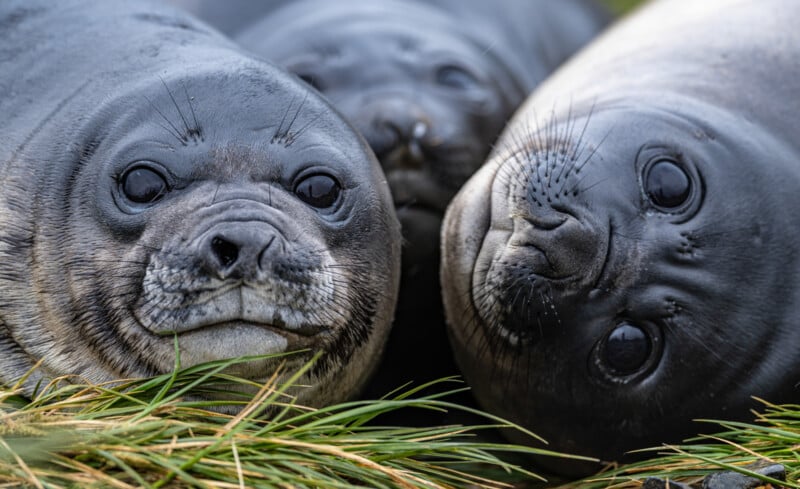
[434, 63, 477, 86]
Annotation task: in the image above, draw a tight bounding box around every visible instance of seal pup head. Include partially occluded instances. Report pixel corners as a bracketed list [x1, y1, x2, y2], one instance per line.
[0, 1, 400, 407]
[237, 0, 528, 261]
[441, 0, 800, 475]
[441, 99, 800, 473]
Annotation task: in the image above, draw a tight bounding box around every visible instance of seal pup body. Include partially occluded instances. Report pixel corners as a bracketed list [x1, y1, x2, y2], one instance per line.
[0, 0, 400, 407]
[442, 0, 800, 474]
[221, 0, 609, 393]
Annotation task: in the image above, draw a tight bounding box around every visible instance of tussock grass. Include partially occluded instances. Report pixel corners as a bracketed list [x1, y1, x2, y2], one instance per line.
[0, 352, 588, 489]
[4, 350, 798, 488]
[562, 400, 800, 488]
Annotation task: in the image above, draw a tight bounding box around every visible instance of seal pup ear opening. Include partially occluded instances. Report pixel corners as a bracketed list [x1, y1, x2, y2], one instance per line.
[0, 0, 401, 409]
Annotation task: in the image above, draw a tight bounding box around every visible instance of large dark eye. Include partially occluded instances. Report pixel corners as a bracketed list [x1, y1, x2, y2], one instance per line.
[121, 166, 168, 204]
[435, 65, 479, 90]
[603, 323, 652, 375]
[294, 173, 341, 208]
[645, 159, 691, 209]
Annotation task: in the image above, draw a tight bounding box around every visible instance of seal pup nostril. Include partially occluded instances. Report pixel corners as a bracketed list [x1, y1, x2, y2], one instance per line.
[375, 112, 431, 170]
[210, 236, 239, 269]
[204, 225, 284, 280]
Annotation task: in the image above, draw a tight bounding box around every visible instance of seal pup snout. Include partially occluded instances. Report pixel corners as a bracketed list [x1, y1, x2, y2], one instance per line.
[202, 223, 282, 280]
[506, 212, 603, 281]
[365, 96, 431, 172]
[135, 187, 342, 339]
[470, 142, 612, 346]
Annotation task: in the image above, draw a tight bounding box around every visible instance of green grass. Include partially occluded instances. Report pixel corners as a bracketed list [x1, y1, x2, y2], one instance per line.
[2, 354, 799, 488]
[0, 353, 591, 488]
[599, 0, 647, 15]
[562, 400, 800, 488]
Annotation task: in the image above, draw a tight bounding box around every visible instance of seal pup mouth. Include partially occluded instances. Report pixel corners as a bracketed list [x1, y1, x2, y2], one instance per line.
[136, 283, 335, 338]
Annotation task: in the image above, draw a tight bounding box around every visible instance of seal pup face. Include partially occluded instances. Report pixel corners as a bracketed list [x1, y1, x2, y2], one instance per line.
[442, 103, 800, 473]
[2, 67, 400, 407]
[237, 3, 525, 273]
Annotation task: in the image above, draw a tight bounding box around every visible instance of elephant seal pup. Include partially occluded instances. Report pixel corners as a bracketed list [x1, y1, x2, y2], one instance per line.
[442, 0, 800, 475]
[0, 0, 400, 408]
[228, 0, 610, 394]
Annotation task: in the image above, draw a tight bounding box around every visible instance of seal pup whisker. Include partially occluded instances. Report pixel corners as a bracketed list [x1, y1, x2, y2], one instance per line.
[159, 76, 201, 145]
[271, 92, 311, 147]
[143, 93, 187, 145]
[179, 80, 203, 142]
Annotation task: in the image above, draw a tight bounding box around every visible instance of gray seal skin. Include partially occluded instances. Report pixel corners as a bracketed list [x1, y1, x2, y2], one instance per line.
[0, 0, 401, 408]
[442, 0, 800, 475]
[223, 0, 610, 395]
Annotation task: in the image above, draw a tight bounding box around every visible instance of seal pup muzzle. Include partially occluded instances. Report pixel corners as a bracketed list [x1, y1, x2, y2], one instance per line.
[442, 0, 800, 475]
[0, 0, 401, 408]
[224, 0, 610, 394]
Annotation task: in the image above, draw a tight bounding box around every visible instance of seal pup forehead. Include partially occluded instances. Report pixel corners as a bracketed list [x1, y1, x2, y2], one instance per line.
[0, 0, 401, 409]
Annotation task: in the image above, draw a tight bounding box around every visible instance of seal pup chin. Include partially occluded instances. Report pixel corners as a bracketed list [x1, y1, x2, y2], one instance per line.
[0, 0, 401, 409]
[442, 0, 800, 476]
